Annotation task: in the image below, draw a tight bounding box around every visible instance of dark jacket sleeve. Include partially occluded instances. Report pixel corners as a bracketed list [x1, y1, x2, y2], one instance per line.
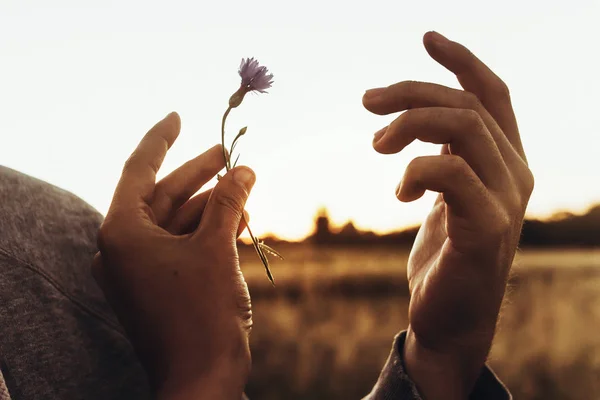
[363, 331, 512, 400]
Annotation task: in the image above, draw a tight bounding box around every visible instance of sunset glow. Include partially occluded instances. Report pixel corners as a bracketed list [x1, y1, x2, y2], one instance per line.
[2, 0, 599, 241]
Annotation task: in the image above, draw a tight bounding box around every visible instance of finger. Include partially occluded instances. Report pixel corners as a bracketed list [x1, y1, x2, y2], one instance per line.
[166, 189, 213, 235]
[168, 191, 250, 237]
[397, 155, 489, 219]
[373, 107, 507, 187]
[116, 112, 181, 205]
[422, 31, 524, 159]
[363, 81, 515, 160]
[194, 166, 256, 242]
[152, 144, 225, 226]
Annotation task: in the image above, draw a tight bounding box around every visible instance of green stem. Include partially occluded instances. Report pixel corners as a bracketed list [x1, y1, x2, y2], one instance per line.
[244, 215, 275, 286]
[221, 107, 232, 170]
[221, 105, 275, 286]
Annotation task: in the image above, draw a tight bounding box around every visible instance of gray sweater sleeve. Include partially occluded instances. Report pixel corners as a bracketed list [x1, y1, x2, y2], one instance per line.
[363, 331, 512, 400]
[0, 166, 152, 400]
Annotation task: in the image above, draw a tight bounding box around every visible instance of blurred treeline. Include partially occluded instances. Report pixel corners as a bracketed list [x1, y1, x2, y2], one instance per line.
[257, 205, 600, 248]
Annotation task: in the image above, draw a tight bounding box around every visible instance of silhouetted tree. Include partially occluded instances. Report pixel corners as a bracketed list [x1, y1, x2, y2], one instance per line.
[312, 207, 332, 244]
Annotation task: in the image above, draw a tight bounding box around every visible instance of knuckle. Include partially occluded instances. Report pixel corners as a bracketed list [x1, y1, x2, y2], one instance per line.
[464, 47, 477, 64]
[447, 154, 470, 174]
[403, 157, 427, 189]
[460, 108, 483, 126]
[492, 78, 511, 100]
[496, 183, 529, 235]
[520, 168, 535, 197]
[215, 189, 245, 217]
[395, 80, 418, 97]
[122, 148, 160, 176]
[509, 162, 535, 205]
[397, 80, 415, 91]
[504, 192, 523, 219]
[491, 209, 513, 238]
[391, 109, 419, 136]
[394, 108, 411, 125]
[405, 156, 427, 177]
[121, 153, 138, 174]
[513, 178, 534, 212]
[403, 80, 419, 89]
[463, 91, 483, 110]
[459, 108, 485, 131]
[447, 155, 481, 188]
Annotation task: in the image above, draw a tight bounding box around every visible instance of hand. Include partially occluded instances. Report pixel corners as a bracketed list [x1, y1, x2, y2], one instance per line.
[363, 32, 534, 399]
[91, 112, 254, 400]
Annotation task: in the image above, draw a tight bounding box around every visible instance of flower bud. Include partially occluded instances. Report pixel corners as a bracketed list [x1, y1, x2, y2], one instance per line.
[229, 87, 247, 108]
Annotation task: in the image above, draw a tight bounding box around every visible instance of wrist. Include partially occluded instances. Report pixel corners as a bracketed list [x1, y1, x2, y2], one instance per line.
[403, 326, 490, 400]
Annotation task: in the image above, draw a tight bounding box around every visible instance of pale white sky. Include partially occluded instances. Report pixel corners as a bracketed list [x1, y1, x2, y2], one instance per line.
[1, 0, 599, 240]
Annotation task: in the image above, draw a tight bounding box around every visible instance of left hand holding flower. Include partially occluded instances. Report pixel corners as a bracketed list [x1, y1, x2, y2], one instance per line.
[92, 112, 255, 400]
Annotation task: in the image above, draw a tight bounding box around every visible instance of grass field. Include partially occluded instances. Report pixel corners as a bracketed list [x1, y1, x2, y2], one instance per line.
[238, 245, 600, 399]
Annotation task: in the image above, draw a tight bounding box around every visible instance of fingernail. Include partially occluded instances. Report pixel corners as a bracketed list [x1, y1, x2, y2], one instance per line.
[373, 127, 387, 143]
[395, 181, 403, 199]
[233, 167, 256, 190]
[429, 31, 448, 47]
[364, 87, 386, 100]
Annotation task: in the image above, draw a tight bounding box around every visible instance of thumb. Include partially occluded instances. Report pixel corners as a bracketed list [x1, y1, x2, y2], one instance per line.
[195, 166, 255, 241]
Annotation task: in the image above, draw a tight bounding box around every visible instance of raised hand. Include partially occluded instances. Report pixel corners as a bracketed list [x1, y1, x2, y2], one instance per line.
[92, 113, 254, 400]
[363, 32, 533, 399]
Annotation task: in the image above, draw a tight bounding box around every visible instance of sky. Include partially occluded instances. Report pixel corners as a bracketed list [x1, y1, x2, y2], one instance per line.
[1, 0, 599, 241]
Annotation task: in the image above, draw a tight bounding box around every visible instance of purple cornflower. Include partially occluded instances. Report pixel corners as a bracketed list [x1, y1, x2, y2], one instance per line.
[220, 56, 280, 284]
[229, 57, 274, 108]
[238, 57, 274, 93]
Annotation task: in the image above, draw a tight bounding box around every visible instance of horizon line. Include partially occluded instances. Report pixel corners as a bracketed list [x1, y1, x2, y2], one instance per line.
[239, 202, 600, 243]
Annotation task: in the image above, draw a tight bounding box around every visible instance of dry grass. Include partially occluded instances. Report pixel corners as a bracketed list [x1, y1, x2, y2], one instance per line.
[239, 246, 600, 399]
